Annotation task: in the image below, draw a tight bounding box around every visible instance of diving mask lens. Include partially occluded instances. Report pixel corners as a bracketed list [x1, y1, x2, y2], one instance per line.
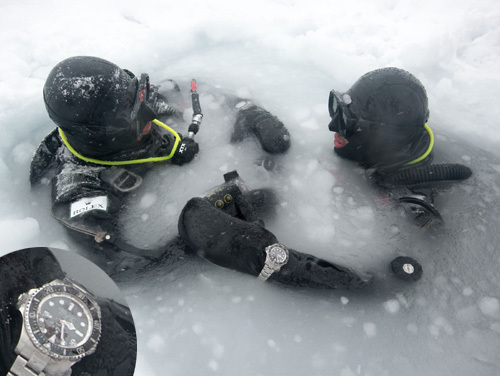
[328, 90, 354, 138]
[130, 73, 157, 140]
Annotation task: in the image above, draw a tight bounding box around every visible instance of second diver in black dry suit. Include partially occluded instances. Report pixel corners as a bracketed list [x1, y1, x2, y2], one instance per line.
[327, 67, 472, 228]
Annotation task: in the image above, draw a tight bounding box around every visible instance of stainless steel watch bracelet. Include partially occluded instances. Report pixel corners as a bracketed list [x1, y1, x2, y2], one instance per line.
[258, 262, 276, 281]
[8, 346, 52, 376]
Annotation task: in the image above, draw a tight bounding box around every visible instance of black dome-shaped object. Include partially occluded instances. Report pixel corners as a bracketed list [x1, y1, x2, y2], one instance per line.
[347, 67, 429, 129]
[390, 256, 423, 282]
[333, 68, 432, 168]
[43, 56, 141, 158]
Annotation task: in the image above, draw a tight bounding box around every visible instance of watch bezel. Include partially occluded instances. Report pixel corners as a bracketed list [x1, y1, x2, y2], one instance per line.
[266, 243, 289, 268]
[24, 282, 101, 361]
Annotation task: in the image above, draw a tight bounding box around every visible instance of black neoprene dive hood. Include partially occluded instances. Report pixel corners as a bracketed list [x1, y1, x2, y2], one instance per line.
[331, 67, 432, 169]
[43, 56, 155, 159]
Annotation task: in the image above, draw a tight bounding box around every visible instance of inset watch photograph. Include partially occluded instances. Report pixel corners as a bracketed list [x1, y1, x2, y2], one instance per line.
[0, 247, 137, 376]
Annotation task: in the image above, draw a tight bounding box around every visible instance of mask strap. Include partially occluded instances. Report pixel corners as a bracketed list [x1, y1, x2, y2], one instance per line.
[58, 119, 181, 165]
[403, 124, 434, 166]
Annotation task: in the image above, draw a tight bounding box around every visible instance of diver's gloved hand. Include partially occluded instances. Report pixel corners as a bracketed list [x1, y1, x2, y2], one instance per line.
[171, 137, 199, 166]
[231, 101, 291, 154]
[178, 197, 371, 289]
[271, 248, 372, 289]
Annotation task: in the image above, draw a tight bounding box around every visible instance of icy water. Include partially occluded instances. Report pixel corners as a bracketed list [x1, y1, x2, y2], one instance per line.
[1, 0, 500, 374]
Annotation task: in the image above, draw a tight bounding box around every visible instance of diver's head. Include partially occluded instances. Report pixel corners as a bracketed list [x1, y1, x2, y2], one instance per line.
[43, 56, 157, 158]
[328, 67, 430, 168]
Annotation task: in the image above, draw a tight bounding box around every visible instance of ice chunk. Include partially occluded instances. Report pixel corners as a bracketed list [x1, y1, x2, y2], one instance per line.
[207, 360, 218, 371]
[462, 287, 474, 296]
[363, 322, 377, 338]
[407, 323, 419, 335]
[12, 143, 35, 165]
[478, 297, 499, 318]
[383, 299, 401, 314]
[139, 192, 158, 209]
[267, 339, 277, 348]
[0, 217, 40, 250]
[147, 334, 166, 352]
[192, 323, 204, 335]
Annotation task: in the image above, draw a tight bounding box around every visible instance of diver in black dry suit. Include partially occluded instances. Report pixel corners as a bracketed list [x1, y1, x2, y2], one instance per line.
[0, 248, 136, 376]
[327, 67, 472, 228]
[30, 56, 369, 289]
[30, 56, 201, 269]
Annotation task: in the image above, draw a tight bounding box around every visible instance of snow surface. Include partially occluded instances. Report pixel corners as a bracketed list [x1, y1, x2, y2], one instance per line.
[1, 0, 500, 375]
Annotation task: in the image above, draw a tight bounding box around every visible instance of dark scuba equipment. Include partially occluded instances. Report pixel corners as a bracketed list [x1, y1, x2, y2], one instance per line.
[43, 56, 186, 162]
[188, 79, 203, 138]
[58, 119, 181, 165]
[203, 171, 277, 224]
[328, 90, 355, 138]
[399, 195, 443, 228]
[100, 167, 143, 193]
[328, 89, 406, 139]
[378, 163, 473, 188]
[168, 79, 202, 166]
[179, 174, 372, 289]
[129, 73, 157, 141]
[46, 60, 207, 166]
[43, 56, 143, 157]
[390, 256, 423, 282]
[204, 171, 246, 217]
[329, 68, 432, 169]
[231, 101, 291, 154]
[328, 68, 430, 138]
[204, 171, 257, 222]
[346, 67, 429, 129]
[29, 128, 63, 185]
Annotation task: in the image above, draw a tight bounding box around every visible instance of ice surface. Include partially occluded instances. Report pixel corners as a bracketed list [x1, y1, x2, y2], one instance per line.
[1, 0, 500, 375]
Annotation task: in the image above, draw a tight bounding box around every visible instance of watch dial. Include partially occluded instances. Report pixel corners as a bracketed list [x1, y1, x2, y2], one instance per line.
[269, 246, 287, 263]
[25, 282, 102, 360]
[37, 293, 93, 348]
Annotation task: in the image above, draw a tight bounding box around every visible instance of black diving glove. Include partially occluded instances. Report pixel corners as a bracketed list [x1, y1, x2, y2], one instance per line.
[273, 248, 372, 289]
[231, 101, 291, 154]
[171, 137, 199, 166]
[178, 197, 371, 289]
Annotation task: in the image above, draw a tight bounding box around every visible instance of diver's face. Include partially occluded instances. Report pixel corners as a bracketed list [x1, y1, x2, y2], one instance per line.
[328, 90, 358, 151]
[334, 132, 349, 149]
[120, 73, 157, 141]
[142, 121, 152, 136]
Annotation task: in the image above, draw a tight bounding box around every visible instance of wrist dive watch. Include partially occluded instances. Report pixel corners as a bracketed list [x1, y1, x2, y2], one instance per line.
[8, 277, 102, 376]
[258, 243, 289, 281]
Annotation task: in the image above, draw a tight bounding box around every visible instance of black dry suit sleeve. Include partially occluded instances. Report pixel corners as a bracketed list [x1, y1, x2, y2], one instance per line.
[231, 102, 291, 154]
[30, 128, 63, 186]
[0, 248, 65, 375]
[51, 164, 122, 238]
[50, 163, 159, 258]
[178, 197, 270, 275]
[271, 249, 372, 289]
[178, 198, 371, 289]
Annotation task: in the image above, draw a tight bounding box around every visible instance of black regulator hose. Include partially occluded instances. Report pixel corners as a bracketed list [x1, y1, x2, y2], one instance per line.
[382, 163, 472, 187]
